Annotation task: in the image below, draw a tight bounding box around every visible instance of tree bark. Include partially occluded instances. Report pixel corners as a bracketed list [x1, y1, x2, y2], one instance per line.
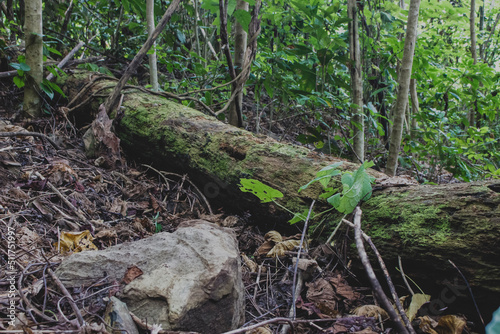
[23, 0, 43, 118]
[348, 0, 364, 162]
[228, 0, 248, 127]
[468, 0, 478, 127]
[385, 0, 420, 176]
[146, 0, 159, 92]
[63, 72, 500, 319]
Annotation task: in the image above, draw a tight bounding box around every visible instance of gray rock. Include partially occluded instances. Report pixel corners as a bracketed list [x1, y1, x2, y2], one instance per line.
[55, 220, 244, 333]
[104, 297, 139, 334]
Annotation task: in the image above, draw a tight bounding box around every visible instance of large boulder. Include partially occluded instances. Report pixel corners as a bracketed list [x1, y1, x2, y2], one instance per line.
[55, 220, 245, 333]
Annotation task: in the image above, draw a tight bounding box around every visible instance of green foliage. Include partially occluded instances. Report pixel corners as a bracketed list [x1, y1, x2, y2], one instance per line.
[239, 179, 284, 203]
[240, 161, 375, 226]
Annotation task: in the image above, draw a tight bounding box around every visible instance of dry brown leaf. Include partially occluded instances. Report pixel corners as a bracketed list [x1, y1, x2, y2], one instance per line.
[55, 230, 98, 253]
[241, 253, 258, 273]
[435, 315, 466, 334]
[353, 305, 389, 320]
[267, 239, 300, 257]
[246, 325, 272, 334]
[407, 293, 431, 321]
[330, 274, 361, 302]
[292, 258, 318, 275]
[254, 240, 273, 257]
[417, 316, 439, 334]
[264, 230, 283, 243]
[122, 265, 144, 284]
[306, 278, 338, 317]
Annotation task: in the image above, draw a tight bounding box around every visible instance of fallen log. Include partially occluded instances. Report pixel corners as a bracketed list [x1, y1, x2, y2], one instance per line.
[62, 71, 500, 323]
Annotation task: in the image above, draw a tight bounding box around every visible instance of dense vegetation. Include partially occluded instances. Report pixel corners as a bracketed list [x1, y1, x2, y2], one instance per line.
[1, 0, 499, 181]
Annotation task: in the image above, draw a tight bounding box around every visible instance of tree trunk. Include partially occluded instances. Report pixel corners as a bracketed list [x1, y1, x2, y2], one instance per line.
[105, 0, 182, 114]
[228, 0, 248, 127]
[348, 0, 364, 162]
[146, 0, 159, 92]
[23, 0, 43, 118]
[385, 0, 421, 176]
[468, 0, 478, 127]
[63, 72, 500, 321]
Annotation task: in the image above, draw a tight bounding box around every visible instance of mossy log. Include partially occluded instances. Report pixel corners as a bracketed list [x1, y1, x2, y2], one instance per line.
[63, 72, 500, 321]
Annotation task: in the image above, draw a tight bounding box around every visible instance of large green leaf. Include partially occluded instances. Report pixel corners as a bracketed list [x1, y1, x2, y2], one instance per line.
[327, 161, 375, 214]
[239, 179, 283, 203]
[233, 9, 251, 33]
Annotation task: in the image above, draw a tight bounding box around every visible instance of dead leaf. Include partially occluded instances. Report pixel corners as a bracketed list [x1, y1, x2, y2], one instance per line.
[407, 293, 431, 321]
[292, 258, 318, 275]
[267, 239, 300, 257]
[241, 253, 258, 273]
[264, 230, 283, 243]
[246, 326, 272, 334]
[330, 274, 361, 302]
[305, 278, 338, 317]
[435, 315, 466, 334]
[122, 265, 144, 284]
[55, 230, 98, 253]
[353, 305, 389, 320]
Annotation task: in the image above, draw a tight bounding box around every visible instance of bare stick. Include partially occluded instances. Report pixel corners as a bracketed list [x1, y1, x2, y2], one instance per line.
[46, 41, 85, 81]
[448, 259, 485, 328]
[0, 131, 60, 150]
[351, 207, 409, 334]
[105, 0, 182, 113]
[398, 256, 415, 295]
[47, 268, 84, 327]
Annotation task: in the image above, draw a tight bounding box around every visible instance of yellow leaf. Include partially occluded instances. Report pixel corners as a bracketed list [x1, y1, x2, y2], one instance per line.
[55, 230, 98, 253]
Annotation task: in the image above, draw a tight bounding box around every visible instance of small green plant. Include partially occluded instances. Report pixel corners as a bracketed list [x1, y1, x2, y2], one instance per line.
[239, 161, 376, 225]
[153, 212, 162, 233]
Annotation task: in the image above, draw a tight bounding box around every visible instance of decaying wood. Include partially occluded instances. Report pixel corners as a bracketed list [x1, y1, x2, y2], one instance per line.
[62, 72, 500, 315]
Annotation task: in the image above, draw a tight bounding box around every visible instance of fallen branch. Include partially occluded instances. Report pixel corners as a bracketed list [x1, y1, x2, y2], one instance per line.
[0, 131, 60, 150]
[47, 268, 85, 328]
[46, 41, 85, 81]
[351, 207, 410, 334]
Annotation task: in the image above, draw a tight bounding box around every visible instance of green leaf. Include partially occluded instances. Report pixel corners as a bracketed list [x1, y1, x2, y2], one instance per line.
[10, 62, 31, 72]
[326, 161, 375, 214]
[299, 162, 343, 192]
[40, 82, 54, 100]
[239, 178, 283, 203]
[233, 9, 251, 33]
[13, 76, 24, 88]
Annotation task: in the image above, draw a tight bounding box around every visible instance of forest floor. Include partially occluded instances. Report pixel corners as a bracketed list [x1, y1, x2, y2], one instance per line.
[0, 87, 477, 334]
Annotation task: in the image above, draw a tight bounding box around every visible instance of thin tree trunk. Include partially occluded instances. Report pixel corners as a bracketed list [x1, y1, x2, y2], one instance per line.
[385, 0, 421, 176]
[147, 0, 159, 92]
[23, 0, 43, 118]
[348, 0, 364, 162]
[409, 78, 419, 138]
[228, 0, 248, 127]
[60, 0, 73, 39]
[105, 0, 182, 114]
[468, 0, 478, 127]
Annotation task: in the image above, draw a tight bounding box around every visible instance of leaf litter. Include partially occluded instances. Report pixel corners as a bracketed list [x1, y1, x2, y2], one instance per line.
[0, 117, 473, 334]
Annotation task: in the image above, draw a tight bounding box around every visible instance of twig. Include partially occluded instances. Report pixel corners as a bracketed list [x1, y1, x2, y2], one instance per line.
[222, 317, 295, 334]
[344, 217, 414, 332]
[351, 207, 409, 334]
[46, 41, 85, 81]
[448, 259, 485, 328]
[398, 256, 415, 295]
[0, 132, 60, 150]
[17, 264, 57, 323]
[292, 200, 315, 319]
[34, 172, 87, 226]
[47, 268, 85, 328]
[141, 164, 213, 215]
